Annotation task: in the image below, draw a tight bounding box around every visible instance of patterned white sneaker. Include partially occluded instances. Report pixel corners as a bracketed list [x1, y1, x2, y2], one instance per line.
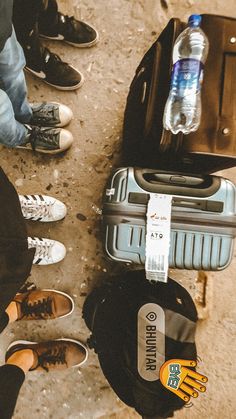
[28, 237, 66, 265]
[19, 194, 67, 222]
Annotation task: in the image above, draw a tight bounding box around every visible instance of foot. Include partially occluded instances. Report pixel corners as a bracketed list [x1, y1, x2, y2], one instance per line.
[17, 125, 73, 154]
[39, 12, 99, 48]
[28, 237, 66, 265]
[25, 47, 84, 90]
[6, 349, 35, 374]
[5, 339, 88, 372]
[19, 194, 67, 222]
[12, 288, 74, 320]
[30, 102, 73, 127]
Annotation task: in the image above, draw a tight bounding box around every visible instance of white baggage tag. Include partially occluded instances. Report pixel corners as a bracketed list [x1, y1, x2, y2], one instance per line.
[145, 194, 172, 283]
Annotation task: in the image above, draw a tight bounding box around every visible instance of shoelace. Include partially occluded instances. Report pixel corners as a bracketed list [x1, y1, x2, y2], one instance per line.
[32, 103, 57, 125]
[58, 13, 78, 33]
[28, 237, 53, 263]
[28, 126, 59, 150]
[37, 346, 67, 372]
[43, 47, 69, 67]
[58, 13, 92, 36]
[21, 297, 53, 319]
[21, 197, 52, 220]
[42, 47, 74, 79]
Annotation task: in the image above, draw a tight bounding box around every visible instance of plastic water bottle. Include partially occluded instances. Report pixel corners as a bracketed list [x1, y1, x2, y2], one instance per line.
[163, 14, 209, 135]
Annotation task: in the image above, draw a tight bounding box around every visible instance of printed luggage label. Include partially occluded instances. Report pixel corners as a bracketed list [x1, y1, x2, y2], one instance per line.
[137, 303, 165, 381]
[145, 194, 172, 283]
[171, 58, 203, 97]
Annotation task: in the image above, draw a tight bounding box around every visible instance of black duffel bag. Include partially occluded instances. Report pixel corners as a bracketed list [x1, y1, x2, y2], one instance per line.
[83, 270, 198, 418]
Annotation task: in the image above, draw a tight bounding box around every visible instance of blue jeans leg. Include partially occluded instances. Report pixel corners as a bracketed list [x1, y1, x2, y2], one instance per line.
[0, 28, 32, 147]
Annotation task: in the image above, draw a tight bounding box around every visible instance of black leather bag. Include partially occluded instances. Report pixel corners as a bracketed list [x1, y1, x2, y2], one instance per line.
[122, 14, 236, 174]
[83, 270, 198, 418]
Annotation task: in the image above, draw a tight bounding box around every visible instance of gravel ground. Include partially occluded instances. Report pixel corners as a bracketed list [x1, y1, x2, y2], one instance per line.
[0, 1, 236, 418]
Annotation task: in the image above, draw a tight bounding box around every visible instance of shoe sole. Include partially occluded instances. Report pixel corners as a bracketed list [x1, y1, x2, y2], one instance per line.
[22, 214, 67, 222]
[17, 144, 69, 155]
[25, 66, 84, 91]
[6, 338, 88, 368]
[40, 27, 99, 48]
[15, 288, 75, 319]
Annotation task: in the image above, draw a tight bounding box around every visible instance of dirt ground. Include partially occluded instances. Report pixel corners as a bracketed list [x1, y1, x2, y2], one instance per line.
[0, 0, 236, 418]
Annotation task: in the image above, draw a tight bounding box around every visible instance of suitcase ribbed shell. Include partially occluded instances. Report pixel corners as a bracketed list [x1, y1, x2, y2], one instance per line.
[103, 168, 236, 271]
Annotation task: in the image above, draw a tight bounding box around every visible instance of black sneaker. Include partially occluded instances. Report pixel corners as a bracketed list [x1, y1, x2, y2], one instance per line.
[25, 47, 84, 90]
[17, 126, 73, 154]
[39, 12, 99, 48]
[30, 102, 73, 127]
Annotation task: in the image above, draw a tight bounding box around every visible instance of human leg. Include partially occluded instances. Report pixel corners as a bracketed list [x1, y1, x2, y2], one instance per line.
[0, 89, 28, 147]
[0, 28, 32, 147]
[0, 312, 10, 334]
[0, 29, 32, 124]
[13, 0, 83, 90]
[0, 363, 25, 419]
[0, 96, 72, 152]
[13, 0, 45, 48]
[2, 337, 87, 419]
[0, 285, 76, 418]
[0, 86, 73, 151]
[0, 24, 74, 150]
[38, 0, 58, 31]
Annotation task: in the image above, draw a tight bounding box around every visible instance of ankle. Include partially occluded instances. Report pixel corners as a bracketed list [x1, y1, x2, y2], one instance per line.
[6, 349, 35, 374]
[5, 301, 18, 323]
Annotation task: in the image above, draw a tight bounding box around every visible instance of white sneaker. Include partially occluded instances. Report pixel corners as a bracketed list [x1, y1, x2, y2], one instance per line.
[28, 237, 66, 265]
[19, 194, 67, 222]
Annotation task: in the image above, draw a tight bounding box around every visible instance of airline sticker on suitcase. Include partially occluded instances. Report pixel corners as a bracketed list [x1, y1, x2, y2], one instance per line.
[145, 194, 172, 283]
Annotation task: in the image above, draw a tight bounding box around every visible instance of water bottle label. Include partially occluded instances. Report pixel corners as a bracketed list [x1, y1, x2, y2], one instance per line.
[171, 58, 203, 97]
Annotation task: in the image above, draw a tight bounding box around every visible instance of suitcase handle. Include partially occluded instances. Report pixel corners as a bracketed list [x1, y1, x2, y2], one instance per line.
[133, 169, 221, 197]
[128, 193, 224, 212]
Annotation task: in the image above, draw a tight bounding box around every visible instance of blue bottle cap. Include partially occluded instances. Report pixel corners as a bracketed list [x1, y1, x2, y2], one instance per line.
[188, 14, 202, 27]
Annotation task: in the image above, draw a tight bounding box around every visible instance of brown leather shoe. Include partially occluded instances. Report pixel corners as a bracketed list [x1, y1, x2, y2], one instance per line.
[5, 339, 88, 371]
[14, 289, 74, 320]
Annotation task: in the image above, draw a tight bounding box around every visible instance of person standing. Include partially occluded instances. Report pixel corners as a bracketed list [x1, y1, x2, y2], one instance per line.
[13, 0, 99, 90]
[0, 0, 74, 153]
[0, 167, 88, 418]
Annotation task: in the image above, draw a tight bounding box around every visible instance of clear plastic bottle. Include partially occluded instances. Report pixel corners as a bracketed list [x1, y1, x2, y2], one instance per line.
[163, 14, 209, 135]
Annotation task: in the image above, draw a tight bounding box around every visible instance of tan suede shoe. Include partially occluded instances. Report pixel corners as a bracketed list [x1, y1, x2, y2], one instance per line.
[14, 289, 74, 320]
[5, 339, 88, 372]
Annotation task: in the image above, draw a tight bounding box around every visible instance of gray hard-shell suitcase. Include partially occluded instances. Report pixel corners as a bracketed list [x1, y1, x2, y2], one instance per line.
[103, 167, 236, 271]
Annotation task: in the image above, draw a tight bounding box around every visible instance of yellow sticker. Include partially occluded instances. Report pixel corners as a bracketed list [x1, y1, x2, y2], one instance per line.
[160, 359, 208, 402]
